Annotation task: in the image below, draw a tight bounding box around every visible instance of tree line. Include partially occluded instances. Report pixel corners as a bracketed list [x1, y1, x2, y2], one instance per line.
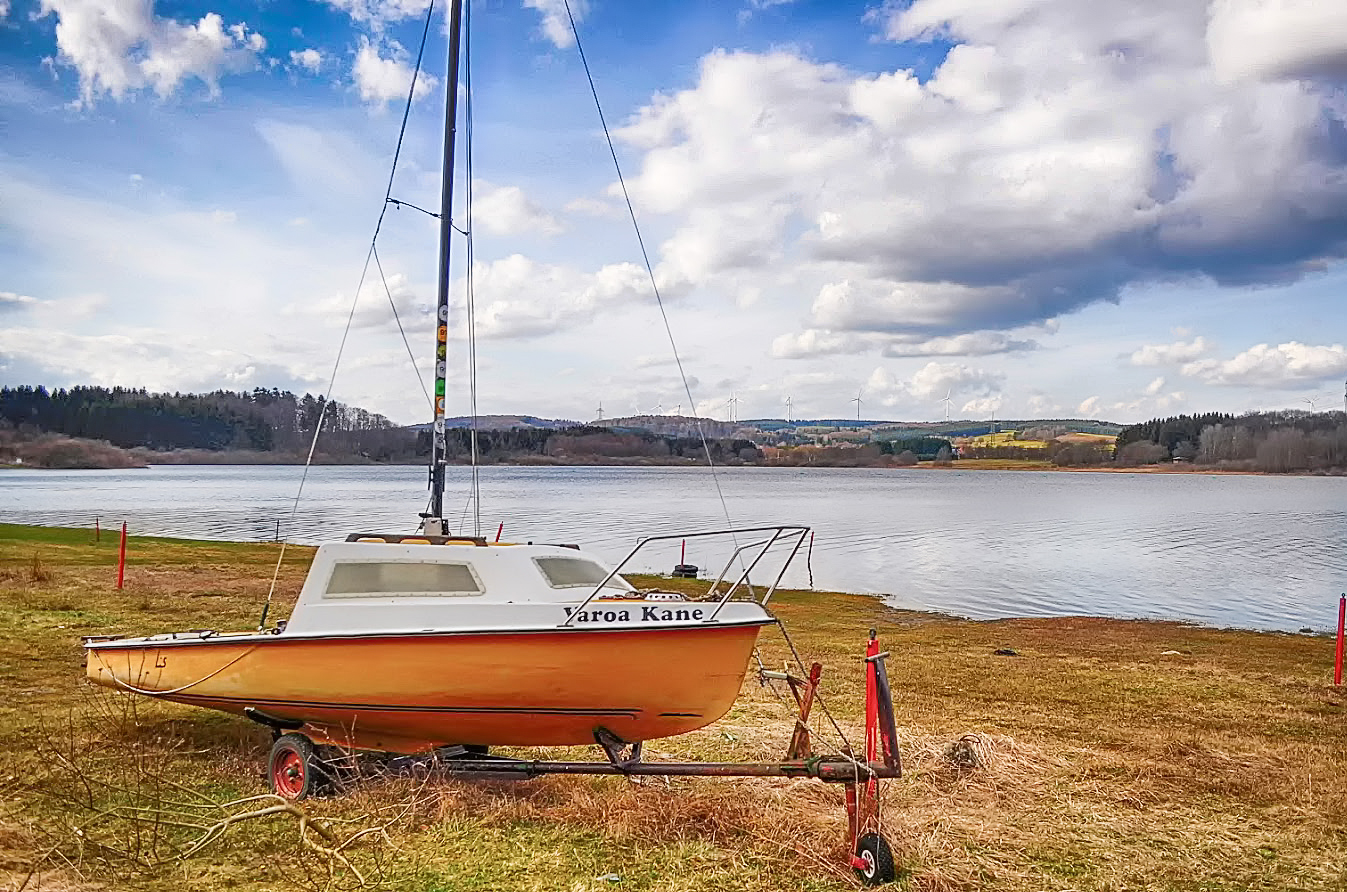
[0, 386, 775, 467]
[0, 386, 410, 457]
[1113, 410, 1347, 472]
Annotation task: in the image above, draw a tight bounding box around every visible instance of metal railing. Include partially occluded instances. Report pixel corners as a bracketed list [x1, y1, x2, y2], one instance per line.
[561, 526, 811, 626]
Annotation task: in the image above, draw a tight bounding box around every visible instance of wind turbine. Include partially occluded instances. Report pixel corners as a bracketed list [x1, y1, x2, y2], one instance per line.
[726, 392, 740, 423]
[785, 395, 793, 423]
[941, 389, 953, 422]
[653, 401, 664, 415]
[851, 387, 863, 423]
[595, 401, 604, 422]
[1303, 394, 1326, 413]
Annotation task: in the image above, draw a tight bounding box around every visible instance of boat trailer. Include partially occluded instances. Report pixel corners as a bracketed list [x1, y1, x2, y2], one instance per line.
[263, 632, 903, 885]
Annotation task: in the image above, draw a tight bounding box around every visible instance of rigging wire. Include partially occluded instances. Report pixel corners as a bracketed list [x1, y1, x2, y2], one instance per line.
[257, 0, 439, 628]
[561, 0, 739, 536]
[463, 0, 482, 537]
[374, 244, 433, 413]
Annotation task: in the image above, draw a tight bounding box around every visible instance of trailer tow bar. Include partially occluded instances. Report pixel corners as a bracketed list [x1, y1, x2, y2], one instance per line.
[430, 631, 903, 885]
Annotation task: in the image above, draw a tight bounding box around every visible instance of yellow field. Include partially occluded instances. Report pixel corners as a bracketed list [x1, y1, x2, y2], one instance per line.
[954, 431, 1049, 450]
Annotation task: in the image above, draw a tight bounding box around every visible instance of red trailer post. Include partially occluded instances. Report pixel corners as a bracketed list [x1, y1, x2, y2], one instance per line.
[1334, 594, 1344, 686]
[116, 522, 127, 590]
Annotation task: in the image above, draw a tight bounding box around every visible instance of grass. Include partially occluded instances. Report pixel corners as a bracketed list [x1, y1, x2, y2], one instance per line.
[1, 523, 1344, 890]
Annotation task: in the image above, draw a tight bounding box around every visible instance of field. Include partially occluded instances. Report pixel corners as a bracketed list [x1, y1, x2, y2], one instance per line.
[953, 431, 1049, 451]
[1, 523, 1344, 891]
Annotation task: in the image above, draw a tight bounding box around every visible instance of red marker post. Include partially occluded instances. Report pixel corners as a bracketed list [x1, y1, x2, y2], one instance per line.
[495, 522, 504, 543]
[116, 522, 127, 590]
[1334, 594, 1345, 687]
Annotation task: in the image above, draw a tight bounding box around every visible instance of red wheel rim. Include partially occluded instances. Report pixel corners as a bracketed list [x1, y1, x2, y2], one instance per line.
[271, 747, 306, 798]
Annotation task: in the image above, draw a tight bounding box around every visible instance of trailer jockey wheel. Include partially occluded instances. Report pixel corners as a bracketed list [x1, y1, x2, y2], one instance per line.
[853, 833, 896, 886]
[269, 733, 325, 801]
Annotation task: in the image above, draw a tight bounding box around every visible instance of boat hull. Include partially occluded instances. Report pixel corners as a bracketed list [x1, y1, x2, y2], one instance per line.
[85, 622, 769, 751]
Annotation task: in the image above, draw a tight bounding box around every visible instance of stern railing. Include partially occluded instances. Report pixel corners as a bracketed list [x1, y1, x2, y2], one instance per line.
[561, 526, 811, 626]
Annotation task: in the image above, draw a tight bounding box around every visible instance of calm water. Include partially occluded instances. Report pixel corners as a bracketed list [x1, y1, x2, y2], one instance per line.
[2, 464, 1344, 632]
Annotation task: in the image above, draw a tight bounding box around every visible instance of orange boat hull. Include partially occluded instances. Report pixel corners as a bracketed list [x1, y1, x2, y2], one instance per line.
[86, 623, 767, 751]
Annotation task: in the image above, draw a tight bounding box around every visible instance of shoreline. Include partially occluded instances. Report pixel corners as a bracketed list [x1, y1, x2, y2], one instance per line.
[3, 458, 1339, 477]
[0, 522, 1335, 636]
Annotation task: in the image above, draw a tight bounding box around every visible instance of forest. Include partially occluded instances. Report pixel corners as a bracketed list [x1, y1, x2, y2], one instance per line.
[0, 386, 766, 468]
[1106, 410, 1347, 472]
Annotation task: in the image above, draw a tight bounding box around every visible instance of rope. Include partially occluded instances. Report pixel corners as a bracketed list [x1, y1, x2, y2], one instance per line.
[560, 0, 739, 536]
[91, 645, 259, 697]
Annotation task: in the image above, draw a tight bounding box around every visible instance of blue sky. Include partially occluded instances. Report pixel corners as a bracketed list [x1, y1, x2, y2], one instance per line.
[2, 0, 1346, 426]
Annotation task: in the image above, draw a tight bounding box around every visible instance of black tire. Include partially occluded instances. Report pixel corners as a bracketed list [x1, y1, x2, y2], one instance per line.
[268, 733, 326, 801]
[854, 833, 896, 886]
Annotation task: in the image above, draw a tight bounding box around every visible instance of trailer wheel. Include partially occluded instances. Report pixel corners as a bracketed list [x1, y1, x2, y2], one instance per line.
[853, 833, 896, 886]
[269, 733, 324, 801]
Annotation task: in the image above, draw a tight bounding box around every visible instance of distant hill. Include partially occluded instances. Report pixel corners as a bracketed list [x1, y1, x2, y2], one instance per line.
[408, 415, 580, 431]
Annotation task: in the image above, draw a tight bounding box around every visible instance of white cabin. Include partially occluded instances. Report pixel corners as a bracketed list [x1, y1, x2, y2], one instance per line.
[278, 537, 764, 638]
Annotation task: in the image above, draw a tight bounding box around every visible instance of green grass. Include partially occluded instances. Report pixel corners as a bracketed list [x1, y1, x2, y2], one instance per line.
[1, 523, 1344, 891]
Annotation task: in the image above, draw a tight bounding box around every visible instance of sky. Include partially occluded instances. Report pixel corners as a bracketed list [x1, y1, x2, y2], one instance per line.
[1, 0, 1346, 427]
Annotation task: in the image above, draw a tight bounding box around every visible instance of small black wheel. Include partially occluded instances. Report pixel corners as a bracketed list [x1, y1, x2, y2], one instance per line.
[268, 733, 326, 801]
[854, 833, 896, 886]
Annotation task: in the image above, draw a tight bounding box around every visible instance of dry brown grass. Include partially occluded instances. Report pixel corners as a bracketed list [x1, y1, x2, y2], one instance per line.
[1, 524, 1344, 891]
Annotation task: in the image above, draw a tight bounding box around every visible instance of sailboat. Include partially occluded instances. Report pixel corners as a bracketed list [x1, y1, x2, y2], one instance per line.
[83, 0, 810, 779]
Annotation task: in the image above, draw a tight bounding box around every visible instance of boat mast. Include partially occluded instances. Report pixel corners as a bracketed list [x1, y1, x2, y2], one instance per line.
[427, 0, 465, 531]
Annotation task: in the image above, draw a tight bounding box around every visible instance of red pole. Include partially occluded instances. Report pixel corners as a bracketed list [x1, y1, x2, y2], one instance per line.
[681, 539, 686, 564]
[94, 517, 100, 542]
[1334, 594, 1345, 687]
[116, 522, 127, 590]
[494, 522, 504, 543]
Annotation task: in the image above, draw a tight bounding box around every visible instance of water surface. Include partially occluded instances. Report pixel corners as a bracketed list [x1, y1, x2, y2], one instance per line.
[2, 464, 1343, 632]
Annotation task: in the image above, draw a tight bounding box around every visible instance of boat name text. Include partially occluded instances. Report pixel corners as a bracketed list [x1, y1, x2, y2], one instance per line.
[563, 606, 706, 623]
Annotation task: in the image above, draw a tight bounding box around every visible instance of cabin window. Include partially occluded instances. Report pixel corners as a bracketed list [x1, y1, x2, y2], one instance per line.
[534, 557, 633, 591]
[323, 561, 483, 598]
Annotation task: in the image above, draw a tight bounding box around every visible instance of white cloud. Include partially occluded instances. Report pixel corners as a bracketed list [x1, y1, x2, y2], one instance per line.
[283, 271, 429, 333]
[0, 1, 10, 20]
[770, 328, 1036, 359]
[290, 48, 323, 73]
[1026, 393, 1062, 416]
[1077, 396, 1101, 416]
[961, 395, 1002, 416]
[1181, 341, 1347, 388]
[352, 36, 438, 106]
[469, 255, 652, 339]
[864, 361, 1003, 412]
[0, 292, 39, 315]
[613, 2, 1347, 353]
[38, 0, 265, 104]
[0, 327, 321, 394]
[770, 329, 864, 359]
[1130, 336, 1211, 366]
[738, 0, 800, 25]
[523, 0, 587, 49]
[1207, 0, 1347, 82]
[254, 119, 372, 199]
[474, 183, 563, 236]
[1144, 376, 1166, 396]
[319, 0, 430, 30]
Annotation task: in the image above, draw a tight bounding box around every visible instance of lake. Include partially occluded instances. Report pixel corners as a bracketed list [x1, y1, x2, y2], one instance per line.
[2, 464, 1344, 632]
